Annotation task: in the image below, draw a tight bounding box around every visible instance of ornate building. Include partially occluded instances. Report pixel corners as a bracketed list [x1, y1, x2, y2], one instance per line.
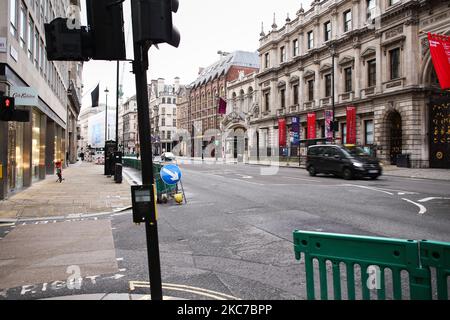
[250, 0, 450, 168]
[149, 78, 186, 155]
[188, 51, 259, 158]
[223, 71, 258, 162]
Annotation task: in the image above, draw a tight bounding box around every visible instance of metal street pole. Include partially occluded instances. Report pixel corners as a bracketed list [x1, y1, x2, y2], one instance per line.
[105, 88, 109, 142]
[131, 1, 163, 300]
[116, 61, 120, 150]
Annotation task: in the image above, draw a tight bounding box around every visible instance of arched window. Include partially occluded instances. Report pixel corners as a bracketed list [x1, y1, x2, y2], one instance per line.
[239, 89, 245, 113]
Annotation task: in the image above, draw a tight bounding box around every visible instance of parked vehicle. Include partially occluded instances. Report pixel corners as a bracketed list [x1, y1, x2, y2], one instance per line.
[161, 152, 176, 162]
[306, 144, 382, 180]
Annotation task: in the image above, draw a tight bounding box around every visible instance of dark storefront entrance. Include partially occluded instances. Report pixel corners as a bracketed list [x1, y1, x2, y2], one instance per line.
[388, 111, 402, 165]
[429, 95, 450, 169]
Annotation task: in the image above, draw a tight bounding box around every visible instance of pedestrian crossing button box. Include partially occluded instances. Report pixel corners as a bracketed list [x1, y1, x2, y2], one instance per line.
[131, 185, 156, 223]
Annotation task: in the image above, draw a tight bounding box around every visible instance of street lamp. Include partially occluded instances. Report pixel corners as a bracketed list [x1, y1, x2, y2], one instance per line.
[104, 87, 109, 142]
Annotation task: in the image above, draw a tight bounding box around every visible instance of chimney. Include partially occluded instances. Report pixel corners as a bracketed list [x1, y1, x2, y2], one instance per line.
[198, 67, 205, 75]
[157, 78, 165, 95]
[174, 77, 180, 93]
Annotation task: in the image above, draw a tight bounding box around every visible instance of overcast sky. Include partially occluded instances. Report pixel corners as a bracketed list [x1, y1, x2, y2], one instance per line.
[80, 0, 310, 109]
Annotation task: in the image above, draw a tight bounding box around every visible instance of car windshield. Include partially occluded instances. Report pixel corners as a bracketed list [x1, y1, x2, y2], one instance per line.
[342, 146, 370, 157]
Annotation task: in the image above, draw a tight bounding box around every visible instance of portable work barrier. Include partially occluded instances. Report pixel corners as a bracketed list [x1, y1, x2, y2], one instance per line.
[122, 158, 178, 202]
[420, 240, 450, 300]
[293, 230, 450, 300]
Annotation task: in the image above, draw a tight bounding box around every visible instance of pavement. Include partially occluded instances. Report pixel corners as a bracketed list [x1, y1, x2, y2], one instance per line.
[0, 161, 132, 222]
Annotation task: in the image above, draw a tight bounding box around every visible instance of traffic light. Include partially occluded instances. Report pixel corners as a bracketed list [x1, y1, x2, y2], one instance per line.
[132, 0, 180, 47]
[86, 0, 126, 60]
[0, 96, 15, 121]
[44, 1, 126, 61]
[44, 18, 88, 61]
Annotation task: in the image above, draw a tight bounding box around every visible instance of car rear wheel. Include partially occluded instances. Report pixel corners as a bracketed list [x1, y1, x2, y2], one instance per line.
[308, 166, 317, 176]
[370, 175, 379, 180]
[343, 168, 353, 180]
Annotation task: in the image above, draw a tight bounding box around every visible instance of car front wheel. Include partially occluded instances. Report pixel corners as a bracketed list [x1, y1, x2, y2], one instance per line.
[308, 166, 317, 176]
[343, 168, 353, 180]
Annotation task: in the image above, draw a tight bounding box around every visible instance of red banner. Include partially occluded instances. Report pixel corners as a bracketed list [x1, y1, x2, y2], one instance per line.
[428, 33, 450, 90]
[278, 118, 286, 147]
[346, 106, 356, 144]
[307, 113, 316, 140]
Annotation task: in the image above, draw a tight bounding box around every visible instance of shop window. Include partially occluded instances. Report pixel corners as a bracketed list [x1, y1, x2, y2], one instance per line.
[365, 120, 374, 145]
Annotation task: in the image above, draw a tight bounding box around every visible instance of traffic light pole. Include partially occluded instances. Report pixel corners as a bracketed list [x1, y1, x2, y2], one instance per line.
[132, 39, 163, 300]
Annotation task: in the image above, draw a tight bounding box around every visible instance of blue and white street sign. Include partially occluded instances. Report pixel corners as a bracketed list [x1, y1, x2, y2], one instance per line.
[160, 164, 182, 185]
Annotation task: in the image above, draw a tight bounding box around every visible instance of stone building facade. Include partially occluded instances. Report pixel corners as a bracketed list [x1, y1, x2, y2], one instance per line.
[250, 0, 450, 168]
[149, 78, 186, 155]
[121, 95, 138, 155]
[175, 85, 190, 157]
[223, 71, 258, 162]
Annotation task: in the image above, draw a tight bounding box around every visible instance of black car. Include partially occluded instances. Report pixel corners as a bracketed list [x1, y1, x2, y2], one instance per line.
[306, 144, 382, 180]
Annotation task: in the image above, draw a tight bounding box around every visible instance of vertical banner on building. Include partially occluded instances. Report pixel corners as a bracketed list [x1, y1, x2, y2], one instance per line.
[346, 106, 356, 144]
[290, 116, 300, 146]
[427, 33, 450, 90]
[278, 118, 287, 147]
[324, 110, 333, 140]
[307, 113, 316, 140]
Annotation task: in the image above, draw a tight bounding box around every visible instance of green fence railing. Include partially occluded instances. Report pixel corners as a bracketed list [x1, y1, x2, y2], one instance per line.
[293, 230, 450, 300]
[122, 157, 141, 170]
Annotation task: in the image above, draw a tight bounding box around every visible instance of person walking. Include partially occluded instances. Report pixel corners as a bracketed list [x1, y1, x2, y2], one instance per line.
[55, 160, 64, 183]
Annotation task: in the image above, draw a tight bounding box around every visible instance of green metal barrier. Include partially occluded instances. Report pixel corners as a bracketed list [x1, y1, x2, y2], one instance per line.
[152, 161, 177, 201]
[122, 157, 141, 170]
[122, 158, 177, 201]
[420, 240, 450, 300]
[293, 230, 435, 300]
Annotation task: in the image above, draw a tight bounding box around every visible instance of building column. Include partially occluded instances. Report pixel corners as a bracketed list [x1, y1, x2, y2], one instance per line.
[354, 46, 361, 99]
[352, 0, 361, 30]
[23, 115, 32, 188]
[0, 120, 8, 200]
[46, 119, 56, 175]
[39, 114, 47, 180]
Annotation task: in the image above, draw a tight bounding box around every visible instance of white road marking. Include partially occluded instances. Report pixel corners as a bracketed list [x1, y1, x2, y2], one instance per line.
[402, 198, 427, 215]
[119, 268, 126, 272]
[112, 212, 129, 217]
[231, 178, 263, 185]
[342, 184, 394, 195]
[0, 223, 15, 227]
[418, 197, 450, 203]
[129, 281, 240, 300]
[281, 176, 321, 183]
[235, 174, 253, 179]
[116, 258, 124, 261]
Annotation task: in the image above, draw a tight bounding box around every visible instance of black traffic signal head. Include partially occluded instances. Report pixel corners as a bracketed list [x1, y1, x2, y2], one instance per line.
[132, 0, 180, 47]
[44, 18, 87, 61]
[0, 96, 15, 121]
[86, 0, 126, 60]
